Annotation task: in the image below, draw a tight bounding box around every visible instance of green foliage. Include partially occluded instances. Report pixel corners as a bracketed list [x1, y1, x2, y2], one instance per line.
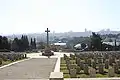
[77, 74, 89, 78]
[11, 35, 31, 52]
[64, 74, 70, 78]
[61, 69, 69, 74]
[91, 32, 102, 51]
[96, 74, 108, 78]
[66, 37, 91, 49]
[30, 38, 37, 50]
[60, 67, 67, 70]
[60, 64, 67, 67]
[0, 36, 10, 51]
[0, 58, 2, 65]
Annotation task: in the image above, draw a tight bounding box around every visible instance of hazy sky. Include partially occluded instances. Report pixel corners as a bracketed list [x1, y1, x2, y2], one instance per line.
[0, 0, 120, 35]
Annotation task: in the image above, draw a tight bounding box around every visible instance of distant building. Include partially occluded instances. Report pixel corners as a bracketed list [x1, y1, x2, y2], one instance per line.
[51, 41, 67, 50]
[103, 42, 120, 46]
[54, 43, 66, 46]
[85, 28, 87, 32]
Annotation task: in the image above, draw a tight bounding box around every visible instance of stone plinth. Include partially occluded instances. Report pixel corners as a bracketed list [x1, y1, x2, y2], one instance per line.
[49, 72, 63, 80]
[42, 48, 54, 56]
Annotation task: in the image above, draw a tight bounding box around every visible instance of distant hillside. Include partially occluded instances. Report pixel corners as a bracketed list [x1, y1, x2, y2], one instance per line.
[6, 30, 120, 42]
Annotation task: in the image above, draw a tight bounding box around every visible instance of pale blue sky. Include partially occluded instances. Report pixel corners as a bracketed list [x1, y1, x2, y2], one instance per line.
[0, 0, 120, 35]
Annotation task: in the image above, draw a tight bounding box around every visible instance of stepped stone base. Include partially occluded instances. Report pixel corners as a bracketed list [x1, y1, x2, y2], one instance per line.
[49, 72, 63, 80]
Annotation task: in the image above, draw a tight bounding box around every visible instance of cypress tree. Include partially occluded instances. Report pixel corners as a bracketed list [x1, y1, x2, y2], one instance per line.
[2, 36, 9, 50]
[30, 38, 33, 49]
[33, 38, 36, 49]
[0, 36, 2, 49]
[25, 36, 29, 50]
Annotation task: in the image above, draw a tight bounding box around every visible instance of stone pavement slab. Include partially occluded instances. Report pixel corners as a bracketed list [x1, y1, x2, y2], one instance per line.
[27, 52, 73, 58]
[0, 58, 57, 80]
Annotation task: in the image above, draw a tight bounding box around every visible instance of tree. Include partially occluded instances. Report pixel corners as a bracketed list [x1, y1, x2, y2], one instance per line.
[11, 38, 19, 51]
[0, 36, 2, 49]
[2, 36, 9, 50]
[25, 36, 29, 50]
[30, 38, 33, 49]
[30, 38, 37, 49]
[22, 35, 29, 50]
[91, 32, 102, 51]
[11, 35, 30, 52]
[33, 38, 36, 49]
[114, 39, 117, 51]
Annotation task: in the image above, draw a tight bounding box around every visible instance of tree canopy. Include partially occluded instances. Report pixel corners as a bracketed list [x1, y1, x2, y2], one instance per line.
[90, 32, 102, 51]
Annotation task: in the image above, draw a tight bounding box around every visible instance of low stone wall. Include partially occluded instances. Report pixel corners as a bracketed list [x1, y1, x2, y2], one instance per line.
[50, 57, 64, 80]
[54, 57, 60, 72]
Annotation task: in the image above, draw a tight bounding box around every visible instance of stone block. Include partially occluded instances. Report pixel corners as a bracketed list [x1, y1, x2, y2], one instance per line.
[49, 72, 63, 80]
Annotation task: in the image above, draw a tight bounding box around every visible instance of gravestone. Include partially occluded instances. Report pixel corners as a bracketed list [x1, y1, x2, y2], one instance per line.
[98, 57, 103, 64]
[92, 61, 96, 69]
[69, 69, 77, 78]
[105, 59, 109, 69]
[79, 61, 84, 70]
[89, 67, 96, 77]
[83, 64, 89, 74]
[70, 54, 75, 60]
[108, 67, 115, 77]
[84, 57, 88, 63]
[93, 57, 97, 63]
[69, 64, 77, 69]
[116, 60, 120, 68]
[109, 55, 113, 65]
[98, 64, 104, 74]
[76, 58, 80, 65]
[76, 66, 81, 74]
[88, 59, 91, 66]
[113, 63, 119, 73]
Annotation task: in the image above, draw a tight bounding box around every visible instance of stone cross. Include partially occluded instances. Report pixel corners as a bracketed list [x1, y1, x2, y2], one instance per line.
[45, 28, 50, 47]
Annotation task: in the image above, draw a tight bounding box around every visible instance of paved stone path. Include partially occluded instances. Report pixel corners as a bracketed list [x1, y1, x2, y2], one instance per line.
[27, 52, 73, 58]
[0, 58, 57, 80]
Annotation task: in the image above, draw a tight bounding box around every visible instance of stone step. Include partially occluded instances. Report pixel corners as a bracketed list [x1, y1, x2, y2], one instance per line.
[65, 78, 120, 80]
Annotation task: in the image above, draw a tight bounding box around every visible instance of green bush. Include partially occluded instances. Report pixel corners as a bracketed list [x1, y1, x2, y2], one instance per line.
[0, 58, 2, 65]
[2, 55, 8, 61]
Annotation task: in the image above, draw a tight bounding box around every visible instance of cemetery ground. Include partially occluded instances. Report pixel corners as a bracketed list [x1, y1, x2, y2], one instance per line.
[0, 52, 27, 67]
[60, 51, 120, 78]
[1, 51, 120, 79]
